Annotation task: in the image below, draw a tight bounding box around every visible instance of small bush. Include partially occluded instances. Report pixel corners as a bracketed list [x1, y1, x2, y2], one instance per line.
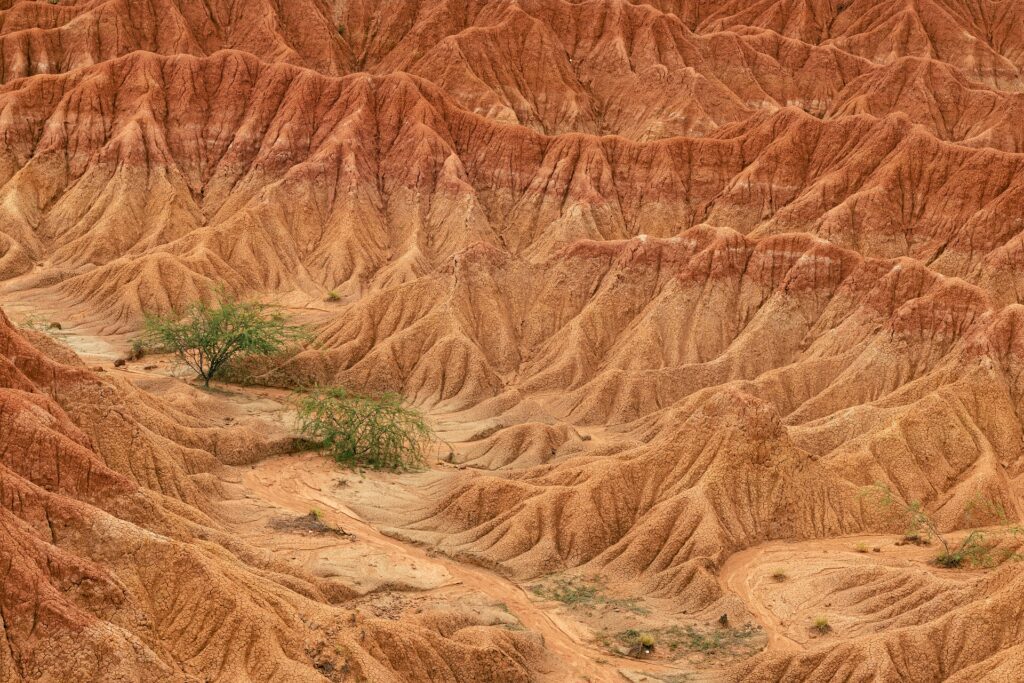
[812, 616, 831, 634]
[618, 629, 656, 658]
[127, 338, 146, 361]
[297, 387, 432, 470]
[934, 530, 992, 568]
[325, 290, 341, 302]
[897, 532, 929, 546]
[854, 542, 868, 553]
[771, 568, 788, 582]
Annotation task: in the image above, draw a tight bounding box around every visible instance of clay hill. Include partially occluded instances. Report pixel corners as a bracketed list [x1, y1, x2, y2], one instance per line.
[2, 0, 1024, 681]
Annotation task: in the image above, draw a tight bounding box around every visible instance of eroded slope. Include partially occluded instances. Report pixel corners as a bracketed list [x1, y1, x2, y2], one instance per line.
[2, 0, 1024, 681]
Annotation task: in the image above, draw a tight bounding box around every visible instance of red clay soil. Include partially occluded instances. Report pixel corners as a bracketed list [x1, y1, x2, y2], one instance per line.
[2, 1, 1024, 681]
[0, 312, 544, 681]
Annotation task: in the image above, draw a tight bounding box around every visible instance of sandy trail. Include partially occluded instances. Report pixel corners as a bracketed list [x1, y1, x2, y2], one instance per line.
[0, 293, 124, 360]
[719, 546, 803, 653]
[240, 454, 693, 682]
[717, 534, 985, 653]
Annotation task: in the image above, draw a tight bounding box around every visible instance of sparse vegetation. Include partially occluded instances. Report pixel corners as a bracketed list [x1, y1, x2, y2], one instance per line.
[681, 626, 725, 653]
[216, 346, 298, 386]
[269, 510, 351, 537]
[126, 337, 146, 361]
[529, 577, 649, 615]
[325, 290, 341, 302]
[854, 542, 869, 553]
[617, 630, 656, 657]
[811, 616, 831, 634]
[860, 483, 1021, 569]
[143, 291, 305, 388]
[600, 622, 761, 660]
[771, 568, 788, 582]
[900, 532, 929, 546]
[933, 530, 989, 568]
[530, 578, 597, 605]
[861, 483, 944, 545]
[297, 387, 433, 470]
[19, 314, 55, 333]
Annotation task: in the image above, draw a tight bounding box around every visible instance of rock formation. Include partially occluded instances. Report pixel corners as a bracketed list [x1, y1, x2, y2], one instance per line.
[2, 0, 1024, 680]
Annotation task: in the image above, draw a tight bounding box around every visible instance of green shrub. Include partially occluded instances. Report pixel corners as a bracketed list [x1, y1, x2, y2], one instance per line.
[297, 387, 432, 470]
[934, 530, 991, 568]
[127, 338, 146, 361]
[143, 291, 305, 387]
[812, 616, 831, 634]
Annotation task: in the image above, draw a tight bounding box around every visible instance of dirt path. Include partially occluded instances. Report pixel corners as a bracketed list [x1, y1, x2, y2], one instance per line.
[1, 296, 124, 360]
[241, 454, 693, 683]
[719, 546, 803, 653]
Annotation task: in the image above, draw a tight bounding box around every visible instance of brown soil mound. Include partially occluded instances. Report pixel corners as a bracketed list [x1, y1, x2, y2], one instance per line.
[406, 390, 868, 604]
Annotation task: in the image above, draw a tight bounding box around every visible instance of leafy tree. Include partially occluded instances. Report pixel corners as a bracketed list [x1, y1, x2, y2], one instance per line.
[143, 293, 305, 387]
[296, 387, 432, 470]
